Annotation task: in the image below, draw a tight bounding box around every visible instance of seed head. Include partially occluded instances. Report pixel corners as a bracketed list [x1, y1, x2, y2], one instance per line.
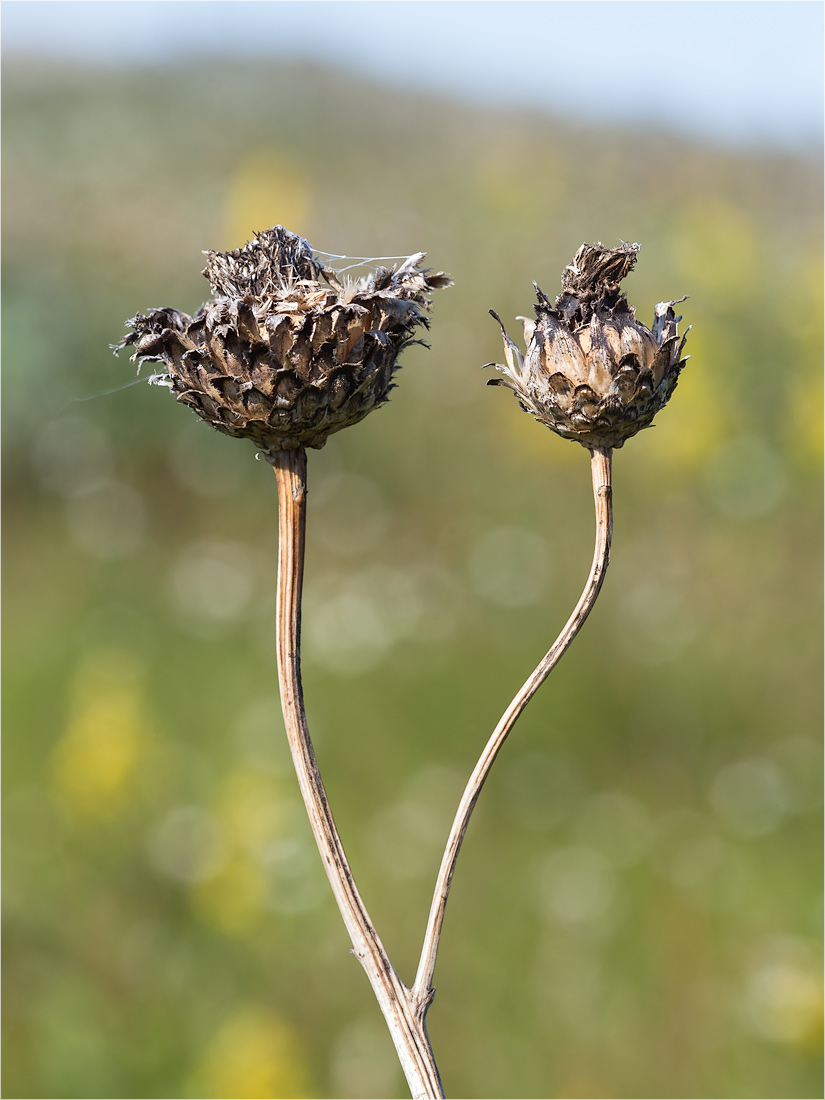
[488, 242, 688, 450]
[115, 226, 451, 459]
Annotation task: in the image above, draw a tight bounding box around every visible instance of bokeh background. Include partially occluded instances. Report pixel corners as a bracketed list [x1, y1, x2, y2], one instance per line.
[3, 3, 822, 1098]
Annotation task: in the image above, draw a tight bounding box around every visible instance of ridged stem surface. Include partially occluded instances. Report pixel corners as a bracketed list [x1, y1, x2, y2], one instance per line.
[272, 447, 443, 1100]
[413, 446, 613, 1001]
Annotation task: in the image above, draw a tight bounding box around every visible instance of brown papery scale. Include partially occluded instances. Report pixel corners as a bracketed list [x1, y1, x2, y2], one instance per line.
[115, 225, 451, 460]
[488, 242, 688, 449]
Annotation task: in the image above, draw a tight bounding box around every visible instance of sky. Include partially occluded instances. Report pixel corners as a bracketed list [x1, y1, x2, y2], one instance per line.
[2, 1, 823, 150]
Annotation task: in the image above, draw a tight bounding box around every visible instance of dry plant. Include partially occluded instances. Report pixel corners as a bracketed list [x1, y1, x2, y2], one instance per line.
[116, 227, 688, 1099]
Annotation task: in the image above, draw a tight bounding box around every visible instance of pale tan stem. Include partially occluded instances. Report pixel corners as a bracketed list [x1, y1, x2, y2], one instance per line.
[413, 446, 613, 1002]
[271, 447, 443, 1100]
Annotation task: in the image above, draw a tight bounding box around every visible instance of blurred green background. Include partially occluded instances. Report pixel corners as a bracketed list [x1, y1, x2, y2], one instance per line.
[3, 49, 822, 1100]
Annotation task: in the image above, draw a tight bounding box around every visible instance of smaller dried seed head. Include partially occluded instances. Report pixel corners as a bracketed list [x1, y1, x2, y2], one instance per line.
[114, 226, 451, 459]
[487, 242, 688, 450]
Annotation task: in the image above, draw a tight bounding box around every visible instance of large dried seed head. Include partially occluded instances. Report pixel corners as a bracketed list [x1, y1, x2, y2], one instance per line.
[488, 242, 688, 450]
[115, 226, 451, 459]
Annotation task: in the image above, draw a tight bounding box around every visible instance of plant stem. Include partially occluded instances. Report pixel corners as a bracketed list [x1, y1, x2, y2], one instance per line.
[413, 446, 613, 1003]
[271, 447, 444, 1100]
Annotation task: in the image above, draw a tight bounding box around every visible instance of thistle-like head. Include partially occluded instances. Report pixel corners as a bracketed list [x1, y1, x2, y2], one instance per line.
[488, 242, 688, 450]
[115, 226, 451, 459]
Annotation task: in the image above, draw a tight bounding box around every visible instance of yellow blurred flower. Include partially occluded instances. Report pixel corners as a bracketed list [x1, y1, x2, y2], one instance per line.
[192, 854, 266, 937]
[191, 767, 297, 935]
[743, 939, 824, 1051]
[49, 650, 150, 821]
[223, 149, 311, 250]
[778, 250, 824, 467]
[187, 1007, 311, 1099]
[216, 766, 290, 857]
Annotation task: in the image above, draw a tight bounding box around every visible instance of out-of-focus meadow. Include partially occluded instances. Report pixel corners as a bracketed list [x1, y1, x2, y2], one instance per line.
[3, 58, 822, 1100]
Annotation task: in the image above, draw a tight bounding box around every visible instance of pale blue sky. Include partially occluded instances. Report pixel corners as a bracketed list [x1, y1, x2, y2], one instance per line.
[2, 1, 822, 149]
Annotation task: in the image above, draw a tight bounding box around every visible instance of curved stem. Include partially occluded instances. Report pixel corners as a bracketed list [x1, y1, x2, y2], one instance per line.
[413, 446, 613, 1002]
[271, 447, 443, 1100]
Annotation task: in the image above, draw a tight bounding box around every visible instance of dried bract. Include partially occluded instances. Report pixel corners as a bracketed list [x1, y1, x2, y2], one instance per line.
[488, 242, 688, 449]
[115, 226, 451, 458]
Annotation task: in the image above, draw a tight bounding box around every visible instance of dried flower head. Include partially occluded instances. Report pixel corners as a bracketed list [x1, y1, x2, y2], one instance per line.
[488, 242, 688, 450]
[115, 226, 451, 458]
